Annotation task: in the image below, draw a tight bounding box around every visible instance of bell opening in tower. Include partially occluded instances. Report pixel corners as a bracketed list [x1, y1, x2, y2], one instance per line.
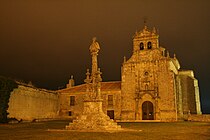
[140, 42, 144, 50]
[147, 42, 152, 49]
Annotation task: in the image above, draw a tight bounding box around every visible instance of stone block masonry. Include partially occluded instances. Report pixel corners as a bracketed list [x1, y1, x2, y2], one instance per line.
[8, 84, 59, 121]
[66, 100, 121, 130]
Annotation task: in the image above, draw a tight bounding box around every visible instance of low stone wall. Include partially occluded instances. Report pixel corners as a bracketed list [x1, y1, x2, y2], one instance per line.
[7, 84, 59, 121]
[188, 114, 210, 122]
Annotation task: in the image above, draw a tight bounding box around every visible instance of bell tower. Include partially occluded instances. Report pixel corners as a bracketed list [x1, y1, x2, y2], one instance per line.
[133, 25, 159, 53]
[121, 25, 176, 121]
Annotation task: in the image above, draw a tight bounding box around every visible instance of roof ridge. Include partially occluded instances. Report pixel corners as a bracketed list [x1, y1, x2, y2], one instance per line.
[101, 81, 121, 83]
[57, 84, 86, 92]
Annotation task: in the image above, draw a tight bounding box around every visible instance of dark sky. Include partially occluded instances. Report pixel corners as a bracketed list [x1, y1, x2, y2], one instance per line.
[0, 0, 210, 113]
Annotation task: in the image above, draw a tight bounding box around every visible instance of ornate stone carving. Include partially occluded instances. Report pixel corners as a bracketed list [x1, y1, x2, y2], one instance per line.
[66, 38, 121, 131]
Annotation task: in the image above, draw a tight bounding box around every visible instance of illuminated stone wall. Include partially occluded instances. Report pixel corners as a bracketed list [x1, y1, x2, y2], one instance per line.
[58, 89, 121, 120]
[102, 90, 121, 120]
[8, 84, 59, 121]
[188, 114, 210, 122]
[58, 92, 85, 118]
[121, 55, 178, 121]
[178, 70, 202, 119]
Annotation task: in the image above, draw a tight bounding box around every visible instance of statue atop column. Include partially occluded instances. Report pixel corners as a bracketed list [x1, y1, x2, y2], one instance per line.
[66, 37, 121, 131]
[84, 37, 102, 100]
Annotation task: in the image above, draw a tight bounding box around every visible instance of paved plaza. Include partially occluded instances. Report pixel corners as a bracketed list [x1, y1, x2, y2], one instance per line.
[0, 120, 210, 140]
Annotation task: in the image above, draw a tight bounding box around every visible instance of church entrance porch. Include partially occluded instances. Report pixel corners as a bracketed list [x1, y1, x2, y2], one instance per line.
[142, 101, 154, 120]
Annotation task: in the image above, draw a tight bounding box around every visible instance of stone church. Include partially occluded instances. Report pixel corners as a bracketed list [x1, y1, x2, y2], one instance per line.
[6, 25, 202, 122]
[57, 25, 202, 122]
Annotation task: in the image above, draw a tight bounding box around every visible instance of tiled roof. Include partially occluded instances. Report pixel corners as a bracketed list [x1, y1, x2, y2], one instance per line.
[101, 81, 121, 91]
[57, 81, 121, 93]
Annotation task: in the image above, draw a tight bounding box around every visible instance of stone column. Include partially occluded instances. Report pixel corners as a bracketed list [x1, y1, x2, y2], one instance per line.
[66, 38, 121, 131]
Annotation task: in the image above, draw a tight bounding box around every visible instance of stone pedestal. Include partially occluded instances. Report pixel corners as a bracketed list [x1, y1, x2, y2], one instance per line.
[66, 99, 121, 131]
[66, 38, 122, 131]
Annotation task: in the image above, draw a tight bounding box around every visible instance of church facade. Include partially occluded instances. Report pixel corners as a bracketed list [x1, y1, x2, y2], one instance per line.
[58, 25, 202, 122]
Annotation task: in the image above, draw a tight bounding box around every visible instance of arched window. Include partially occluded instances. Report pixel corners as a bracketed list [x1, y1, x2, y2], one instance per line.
[147, 42, 152, 49]
[140, 42, 144, 50]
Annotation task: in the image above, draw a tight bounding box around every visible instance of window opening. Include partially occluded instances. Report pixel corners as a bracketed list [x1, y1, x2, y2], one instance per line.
[140, 43, 144, 50]
[108, 95, 113, 106]
[70, 96, 75, 106]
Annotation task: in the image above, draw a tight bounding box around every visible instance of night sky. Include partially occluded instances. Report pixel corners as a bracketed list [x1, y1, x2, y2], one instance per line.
[0, 0, 210, 113]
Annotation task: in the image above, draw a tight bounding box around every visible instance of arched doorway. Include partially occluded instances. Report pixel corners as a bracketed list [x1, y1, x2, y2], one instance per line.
[142, 101, 154, 120]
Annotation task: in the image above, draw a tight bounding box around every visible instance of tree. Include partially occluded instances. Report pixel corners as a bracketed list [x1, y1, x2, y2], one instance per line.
[0, 76, 17, 123]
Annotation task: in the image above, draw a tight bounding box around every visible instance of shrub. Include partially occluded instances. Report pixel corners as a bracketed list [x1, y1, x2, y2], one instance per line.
[0, 76, 18, 123]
